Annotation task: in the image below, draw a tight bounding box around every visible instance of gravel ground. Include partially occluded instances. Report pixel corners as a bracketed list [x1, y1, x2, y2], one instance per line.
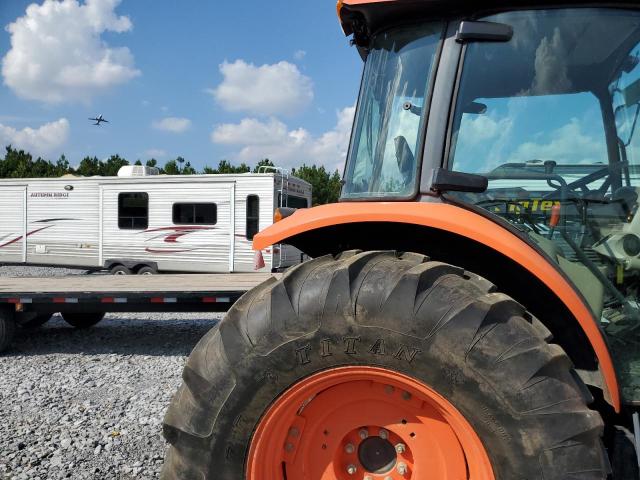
[0, 266, 90, 277]
[0, 266, 222, 479]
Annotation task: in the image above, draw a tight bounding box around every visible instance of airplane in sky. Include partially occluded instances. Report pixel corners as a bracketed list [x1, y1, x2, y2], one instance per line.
[88, 114, 109, 126]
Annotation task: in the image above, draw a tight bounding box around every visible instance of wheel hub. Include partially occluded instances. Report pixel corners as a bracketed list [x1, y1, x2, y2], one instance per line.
[358, 435, 397, 474]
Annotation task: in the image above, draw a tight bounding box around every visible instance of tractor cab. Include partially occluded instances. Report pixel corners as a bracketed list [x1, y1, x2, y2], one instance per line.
[340, 2, 640, 401]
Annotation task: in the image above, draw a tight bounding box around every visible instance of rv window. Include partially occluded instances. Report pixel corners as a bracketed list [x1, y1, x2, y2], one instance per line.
[246, 195, 259, 240]
[288, 195, 309, 209]
[118, 192, 149, 230]
[277, 193, 309, 208]
[172, 203, 217, 225]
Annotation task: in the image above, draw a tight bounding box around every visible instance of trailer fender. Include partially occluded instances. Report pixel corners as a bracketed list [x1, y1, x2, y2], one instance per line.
[253, 201, 621, 411]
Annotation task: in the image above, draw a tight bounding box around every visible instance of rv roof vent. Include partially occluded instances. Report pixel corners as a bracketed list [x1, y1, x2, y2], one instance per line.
[117, 165, 160, 177]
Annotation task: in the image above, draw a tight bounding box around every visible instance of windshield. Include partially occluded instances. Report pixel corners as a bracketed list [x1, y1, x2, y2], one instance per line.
[342, 23, 443, 199]
[448, 8, 640, 401]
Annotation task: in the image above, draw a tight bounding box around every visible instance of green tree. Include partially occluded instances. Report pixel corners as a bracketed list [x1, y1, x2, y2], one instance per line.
[203, 159, 250, 174]
[163, 159, 180, 175]
[253, 158, 275, 173]
[55, 154, 71, 176]
[134, 159, 143, 166]
[103, 154, 129, 176]
[76, 156, 102, 176]
[292, 164, 342, 205]
[0, 147, 75, 178]
[146, 158, 157, 168]
[182, 161, 197, 175]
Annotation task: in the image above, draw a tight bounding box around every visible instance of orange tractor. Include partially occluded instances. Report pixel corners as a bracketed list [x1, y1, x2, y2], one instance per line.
[162, 1, 640, 478]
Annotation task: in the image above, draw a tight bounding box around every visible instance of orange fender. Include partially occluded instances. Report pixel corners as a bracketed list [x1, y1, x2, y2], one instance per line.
[254, 202, 620, 411]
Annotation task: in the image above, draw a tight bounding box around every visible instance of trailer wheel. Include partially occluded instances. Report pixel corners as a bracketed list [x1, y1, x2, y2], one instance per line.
[137, 266, 157, 275]
[20, 314, 52, 329]
[110, 265, 131, 275]
[61, 312, 105, 329]
[161, 251, 609, 480]
[0, 308, 16, 353]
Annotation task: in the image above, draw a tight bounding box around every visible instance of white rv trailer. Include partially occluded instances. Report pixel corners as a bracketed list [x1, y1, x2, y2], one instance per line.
[0, 167, 311, 274]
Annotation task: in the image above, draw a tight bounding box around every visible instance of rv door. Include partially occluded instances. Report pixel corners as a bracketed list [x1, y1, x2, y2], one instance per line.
[0, 186, 27, 263]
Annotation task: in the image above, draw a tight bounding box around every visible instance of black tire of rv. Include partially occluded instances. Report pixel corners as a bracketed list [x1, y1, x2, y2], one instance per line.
[137, 266, 157, 275]
[0, 308, 16, 353]
[61, 312, 105, 329]
[161, 251, 609, 479]
[110, 265, 132, 275]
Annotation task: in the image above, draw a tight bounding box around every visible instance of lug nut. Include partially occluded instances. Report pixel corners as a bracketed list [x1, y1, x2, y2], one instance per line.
[359, 428, 369, 439]
[344, 443, 355, 454]
[385, 385, 395, 394]
[379, 428, 388, 439]
[395, 443, 406, 454]
[285, 443, 294, 452]
[289, 427, 299, 437]
[347, 464, 357, 475]
[397, 462, 408, 475]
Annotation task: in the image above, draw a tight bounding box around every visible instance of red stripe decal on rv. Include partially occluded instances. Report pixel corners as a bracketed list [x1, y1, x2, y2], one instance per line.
[144, 247, 197, 254]
[0, 226, 52, 248]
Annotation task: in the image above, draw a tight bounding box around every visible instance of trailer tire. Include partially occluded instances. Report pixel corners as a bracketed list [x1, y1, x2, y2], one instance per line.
[62, 312, 105, 329]
[137, 266, 157, 275]
[110, 265, 131, 275]
[161, 251, 609, 480]
[0, 308, 15, 353]
[20, 314, 51, 329]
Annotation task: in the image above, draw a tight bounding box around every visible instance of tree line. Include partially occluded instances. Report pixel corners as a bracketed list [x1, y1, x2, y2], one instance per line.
[0, 146, 342, 205]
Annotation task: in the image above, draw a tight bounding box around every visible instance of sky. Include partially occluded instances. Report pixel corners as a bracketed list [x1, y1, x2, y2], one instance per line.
[0, 0, 362, 172]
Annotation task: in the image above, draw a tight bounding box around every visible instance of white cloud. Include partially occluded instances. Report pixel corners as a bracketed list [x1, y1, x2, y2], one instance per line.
[211, 117, 289, 146]
[144, 148, 166, 158]
[211, 60, 313, 116]
[211, 106, 355, 171]
[293, 50, 307, 61]
[152, 117, 191, 133]
[0, 118, 70, 157]
[511, 118, 606, 164]
[458, 115, 505, 145]
[2, 0, 140, 104]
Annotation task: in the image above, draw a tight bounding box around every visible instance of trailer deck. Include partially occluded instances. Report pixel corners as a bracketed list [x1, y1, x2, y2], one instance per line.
[0, 273, 276, 313]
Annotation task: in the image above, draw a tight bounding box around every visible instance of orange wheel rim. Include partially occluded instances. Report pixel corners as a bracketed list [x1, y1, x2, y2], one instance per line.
[247, 366, 494, 479]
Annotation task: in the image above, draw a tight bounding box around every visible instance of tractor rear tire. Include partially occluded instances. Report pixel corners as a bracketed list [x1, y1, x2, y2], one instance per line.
[0, 308, 16, 353]
[62, 312, 105, 329]
[161, 251, 609, 479]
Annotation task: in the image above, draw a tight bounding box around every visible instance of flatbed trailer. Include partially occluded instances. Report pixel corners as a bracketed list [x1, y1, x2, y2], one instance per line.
[0, 273, 276, 351]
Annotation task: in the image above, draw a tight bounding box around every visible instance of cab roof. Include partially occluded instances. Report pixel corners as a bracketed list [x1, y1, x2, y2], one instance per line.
[338, 0, 638, 38]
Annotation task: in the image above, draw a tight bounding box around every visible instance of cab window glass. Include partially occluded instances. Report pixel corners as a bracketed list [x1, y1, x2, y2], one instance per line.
[342, 23, 443, 198]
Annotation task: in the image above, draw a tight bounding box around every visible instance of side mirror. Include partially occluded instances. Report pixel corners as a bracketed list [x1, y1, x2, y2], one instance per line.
[462, 101, 487, 115]
[430, 168, 488, 193]
[456, 21, 513, 43]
